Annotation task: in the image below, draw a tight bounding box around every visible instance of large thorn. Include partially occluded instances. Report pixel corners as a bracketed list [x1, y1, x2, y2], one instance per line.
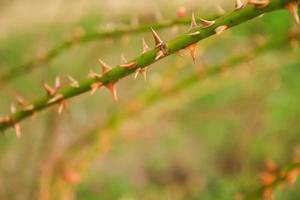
[90, 83, 102, 96]
[98, 58, 112, 74]
[215, 25, 228, 35]
[150, 27, 164, 47]
[105, 83, 118, 102]
[247, 0, 270, 8]
[186, 44, 197, 63]
[16, 96, 27, 107]
[55, 76, 61, 90]
[142, 38, 150, 54]
[48, 94, 64, 104]
[155, 50, 165, 60]
[43, 82, 56, 96]
[235, 0, 244, 10]
[57, 101, 66, 115]
[88, 69, 102, 78]
[199, 18, 216, 28]
[134, 68, 147, 81]
[14, 123, 21, 138]
[190, 13, 198, 29]
[286, 2, 300, 26]
[67, 75, 80, 88]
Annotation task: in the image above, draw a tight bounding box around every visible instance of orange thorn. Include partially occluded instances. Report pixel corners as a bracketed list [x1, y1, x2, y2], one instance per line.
[24, 104, 34, 111]
[155, 50, 165, 60]
[188, 31, 201, 36]
[105, 83, 118, 102]
[235, 0, 244, 10]
[10, 104, 16, 114]
[16, 96, 27, 106]
[55, 76, 61, 90]
[190, 13, 198, 29]
[247, 0, 270, 8]
[48, 94, 64, 104]
[14, 123, 21, 138]
[57, 101, 66, 115]
[215, 25, 228, 35]
[150, 27, 164, 47]
[88, 69, 102, 78]
[67, 75, 80, 88]
[43, 82, 55, 96]
[90, 82, 102, 96]
[186, 44, 197, 63]
[142, 38, 150, 54]
[98, 58, 112, 74]
[119, 62, 136, 68]
[200, 18, 215, 28]
[286, 2, 300, 26]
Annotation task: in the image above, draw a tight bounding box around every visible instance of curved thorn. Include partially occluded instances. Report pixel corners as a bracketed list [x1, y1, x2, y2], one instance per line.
[105, 83, 118, 102]
[67, 75, 80, 88]
[98, 58, 112, 74]
[215, 25, 228, 35]
[142, 38, 150, 54]
[150, 27, 163, 47]
[200, 18, 216, 28]
[235, 0, 244, 10]
[190, 12, 198, 29]
[286, 2, 300, 26]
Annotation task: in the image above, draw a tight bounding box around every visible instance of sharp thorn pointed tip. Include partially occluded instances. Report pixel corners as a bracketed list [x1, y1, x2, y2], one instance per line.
[190, 12, 198, 29]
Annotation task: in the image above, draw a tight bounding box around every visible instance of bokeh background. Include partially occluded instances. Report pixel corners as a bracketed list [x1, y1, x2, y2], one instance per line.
[0, 0, 300, 199]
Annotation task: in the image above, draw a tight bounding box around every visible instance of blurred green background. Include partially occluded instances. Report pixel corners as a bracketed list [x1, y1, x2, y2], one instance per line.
[0, 0, 300, 199]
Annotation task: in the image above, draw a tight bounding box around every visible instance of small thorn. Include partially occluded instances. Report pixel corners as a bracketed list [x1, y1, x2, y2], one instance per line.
[199, 18, 216, 28]
[186, 44, 197, 63]
[155, 50, 165, 60]
[188, 31, 201, 36]
[48, 94, 64, 104]
[16, 96, 27, 106]
[55, 76, 61, 90]
[286, 2, 300, 26]
[10, 104, 16, 114]
[190, 13, 198, 29]
[105, 83, 118, 102]
[140, 68, 147, 81]
[235, 0, 244, 10]
[90, 82, 102, 96]
[98, 58, 112, 74]
[247, 0, 270, 8]
[120, 62, 136, 68]
[120, 53, 128, 63]
[43, 82, 55, 96]
[14, 123, 21, 138]
[134, 70, 139, 79]
[88, 69, 102, 78]
[24, 104, 34, 111]
[215, 25, 228, 35]
[150, 27, 164, 47]
[67, 75, 80, 88]
[142, 38, 150, 54]
[57, 101, 66, 115]
[215, 3, 225, 15]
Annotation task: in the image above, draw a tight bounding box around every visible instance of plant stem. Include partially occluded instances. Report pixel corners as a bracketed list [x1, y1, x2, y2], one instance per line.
[0, 0, 298, 133]
[0, 15, 216, 86]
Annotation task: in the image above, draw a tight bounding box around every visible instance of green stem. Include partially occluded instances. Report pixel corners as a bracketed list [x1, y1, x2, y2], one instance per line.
[0, 15, 216, 86]
[0, 0, 298, 133]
